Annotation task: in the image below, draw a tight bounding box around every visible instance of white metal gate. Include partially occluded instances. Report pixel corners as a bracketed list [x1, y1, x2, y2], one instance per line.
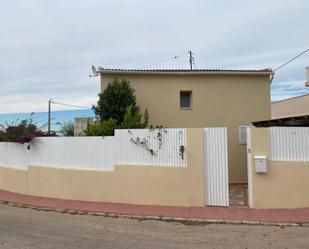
[203, 128, 229, 206]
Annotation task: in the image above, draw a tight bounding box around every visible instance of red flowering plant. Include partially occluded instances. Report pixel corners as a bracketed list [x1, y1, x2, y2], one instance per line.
[0, 118, 56, 149]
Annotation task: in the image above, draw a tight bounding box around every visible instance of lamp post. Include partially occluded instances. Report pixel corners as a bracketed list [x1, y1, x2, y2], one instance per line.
[48, 99, 52, 133]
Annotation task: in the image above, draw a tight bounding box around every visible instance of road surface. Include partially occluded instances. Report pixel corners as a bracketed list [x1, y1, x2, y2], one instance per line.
[0, 203, 308, 249]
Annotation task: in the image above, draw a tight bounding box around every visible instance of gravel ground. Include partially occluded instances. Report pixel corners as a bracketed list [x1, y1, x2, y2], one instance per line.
[0, 203, 308, 249]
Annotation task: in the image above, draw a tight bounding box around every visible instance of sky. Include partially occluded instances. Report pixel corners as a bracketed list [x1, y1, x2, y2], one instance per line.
[0, 0, 309, 115]
[0, 109, 94, 131]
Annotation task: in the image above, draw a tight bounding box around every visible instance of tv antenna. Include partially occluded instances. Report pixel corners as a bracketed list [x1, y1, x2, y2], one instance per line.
[188, 51, 196, 70]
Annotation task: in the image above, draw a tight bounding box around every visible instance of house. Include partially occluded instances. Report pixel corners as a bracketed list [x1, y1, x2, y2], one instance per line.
[97, 68, 273, 183]
[272, 66, 309, 119]
[272, 94, 309, 119]
[74, 117, 93, 136]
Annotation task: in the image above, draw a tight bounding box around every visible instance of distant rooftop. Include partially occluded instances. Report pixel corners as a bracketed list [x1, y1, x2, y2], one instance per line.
[97, 67, 273, 75]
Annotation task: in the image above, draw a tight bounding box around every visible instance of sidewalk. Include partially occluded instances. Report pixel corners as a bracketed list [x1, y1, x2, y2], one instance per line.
[1, 190, 309, 225]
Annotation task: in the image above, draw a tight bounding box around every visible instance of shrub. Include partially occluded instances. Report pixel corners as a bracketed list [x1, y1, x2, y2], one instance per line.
[84, 118, 118, 136]
[0, 119, 55, 145]
[119, 106, 149, 129]
[60, 121, 74, 136]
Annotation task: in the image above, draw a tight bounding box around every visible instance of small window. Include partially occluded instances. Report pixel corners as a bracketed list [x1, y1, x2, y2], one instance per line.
[180, 91, 192, 109]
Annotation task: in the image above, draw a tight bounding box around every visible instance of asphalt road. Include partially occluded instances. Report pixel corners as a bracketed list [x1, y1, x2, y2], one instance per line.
[0, 204, 308, 249]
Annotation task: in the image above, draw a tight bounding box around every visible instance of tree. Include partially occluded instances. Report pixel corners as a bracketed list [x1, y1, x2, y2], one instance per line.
[92, 78, 140, 125]
[59, 122, 74, 136]
[87, 78, 150, 136]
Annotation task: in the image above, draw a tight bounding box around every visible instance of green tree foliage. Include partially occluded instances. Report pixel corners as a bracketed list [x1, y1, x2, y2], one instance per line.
[87, 79, 150, 136]
[60, 122, 74, 136]
[119, 106, 149, 129]
[92, 78, 139, 125]
[84, 118, 118, 136]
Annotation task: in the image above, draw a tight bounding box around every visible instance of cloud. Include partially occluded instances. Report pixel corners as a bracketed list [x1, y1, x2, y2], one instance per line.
[0, 0, 308, 113]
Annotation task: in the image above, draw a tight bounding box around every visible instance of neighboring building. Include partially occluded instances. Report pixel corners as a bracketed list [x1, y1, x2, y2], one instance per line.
[98, 68, 273, 183]
[74, 117, 93, 136]
[272, 94, 309, 119]
[305, 66, 309, 87]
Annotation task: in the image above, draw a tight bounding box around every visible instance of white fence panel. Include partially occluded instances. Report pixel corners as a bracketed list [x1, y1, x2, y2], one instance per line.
[115, 128, 187, 167]
[0, 128, 187, 170]
[0, 143, 8, 166]
[30, 138, 66, 168]
[270, 127, 309, 161]
[0, 142, 30, 170]
[203, 128, 229, 207]
[31, 137, 115, 171]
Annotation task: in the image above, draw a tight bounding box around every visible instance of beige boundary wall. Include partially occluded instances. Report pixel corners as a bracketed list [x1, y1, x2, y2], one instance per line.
[248, 128, 309, 209]
[0, 129, 205, 207]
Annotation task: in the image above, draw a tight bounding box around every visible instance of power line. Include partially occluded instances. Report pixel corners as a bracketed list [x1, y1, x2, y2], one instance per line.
[51, 101, 92, 109]
[274, 48, 309, 72]
[145, 51, 189, 69]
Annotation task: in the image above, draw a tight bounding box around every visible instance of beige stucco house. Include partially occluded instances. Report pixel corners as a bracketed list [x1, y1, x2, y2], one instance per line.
[272, 94, 309, 119]
[98, 68, 273, 183]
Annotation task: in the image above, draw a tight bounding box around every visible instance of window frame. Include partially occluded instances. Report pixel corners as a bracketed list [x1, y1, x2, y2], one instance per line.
[179, 90, 193, 109]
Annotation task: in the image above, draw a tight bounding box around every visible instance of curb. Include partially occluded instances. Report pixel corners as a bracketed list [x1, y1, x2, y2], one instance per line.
[0, 199, 307, 227]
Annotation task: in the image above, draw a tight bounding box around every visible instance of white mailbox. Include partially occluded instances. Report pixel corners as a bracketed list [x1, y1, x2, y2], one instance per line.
[254, 156, 267, 173]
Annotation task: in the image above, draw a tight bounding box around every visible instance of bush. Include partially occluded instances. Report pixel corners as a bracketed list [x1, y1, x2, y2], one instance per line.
[84, 118, 118, 136]
[0, 119, 56, 145]
[119, 106, 149, 129]
[60, 122, 74, 136]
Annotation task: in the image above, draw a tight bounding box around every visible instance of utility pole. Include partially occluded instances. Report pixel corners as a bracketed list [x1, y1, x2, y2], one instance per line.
[188, 50, 194, 70]
[48, 99, 51, 133]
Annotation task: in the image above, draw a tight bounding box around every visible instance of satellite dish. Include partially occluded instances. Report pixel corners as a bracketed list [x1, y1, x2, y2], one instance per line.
[89, 65, 99, 77]
[92, 65, 98, 75]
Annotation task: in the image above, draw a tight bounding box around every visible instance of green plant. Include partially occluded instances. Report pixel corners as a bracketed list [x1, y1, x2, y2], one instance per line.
[84, 118, 118, 136]
[119, 106, 149, 129]
[60, 121, 74, 136]
[130, 136, 156, 156]
[129, 127, 168, 156]
[92, 78, 140, 125]
[156, 131, 163, 149]
[179, 145, 185, 160]
[0, 118, 56, 148]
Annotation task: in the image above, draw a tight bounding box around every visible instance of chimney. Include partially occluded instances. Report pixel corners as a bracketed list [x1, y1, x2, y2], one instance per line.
[305, 66, 309, 87]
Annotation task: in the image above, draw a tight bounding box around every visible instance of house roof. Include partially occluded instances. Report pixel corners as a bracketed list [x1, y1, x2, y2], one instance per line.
[97, 67, 274, 75]
[272, 93, 309, 105]
[253, 115, 309, 127]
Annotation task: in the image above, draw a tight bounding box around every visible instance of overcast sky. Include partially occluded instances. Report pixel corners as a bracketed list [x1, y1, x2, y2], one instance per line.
[0, 0, 308, 113]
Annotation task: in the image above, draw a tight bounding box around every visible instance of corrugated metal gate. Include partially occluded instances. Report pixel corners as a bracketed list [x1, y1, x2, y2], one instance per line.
[203, 128, 229, 207]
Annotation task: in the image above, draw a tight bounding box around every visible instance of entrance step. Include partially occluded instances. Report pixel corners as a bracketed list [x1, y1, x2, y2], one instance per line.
[229, 184, 248, 207]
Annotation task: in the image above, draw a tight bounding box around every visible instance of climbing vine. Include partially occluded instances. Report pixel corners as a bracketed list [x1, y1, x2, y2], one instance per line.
[130, 136, 156, 156]
[179, 145, 185, 160]
[128, 128, 185, 160]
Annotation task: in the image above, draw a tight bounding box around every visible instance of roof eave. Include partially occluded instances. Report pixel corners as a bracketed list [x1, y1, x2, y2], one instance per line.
[98, 69, 273, 76]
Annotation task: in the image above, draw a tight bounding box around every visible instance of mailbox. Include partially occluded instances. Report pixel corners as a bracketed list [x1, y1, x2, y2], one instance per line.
[254, 156, 267, 173]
